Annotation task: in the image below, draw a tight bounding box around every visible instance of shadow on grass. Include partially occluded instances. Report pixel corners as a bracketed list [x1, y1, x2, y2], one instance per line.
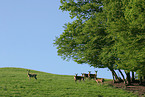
[97, 94, 103, 97]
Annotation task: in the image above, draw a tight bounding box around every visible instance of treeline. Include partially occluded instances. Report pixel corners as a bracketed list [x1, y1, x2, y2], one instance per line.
[54, 0, 145, 85]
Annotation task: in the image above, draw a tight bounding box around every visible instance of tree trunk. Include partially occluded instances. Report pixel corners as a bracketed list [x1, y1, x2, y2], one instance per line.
[139, 76, 143, 85]
[126, 72, 131, 85]
[108, 67, 119, 83]
[112, 70, 119, 81]
[118, 69, 126, 83]
[111, 71, 115, 83]
[131, 71, 135, 82]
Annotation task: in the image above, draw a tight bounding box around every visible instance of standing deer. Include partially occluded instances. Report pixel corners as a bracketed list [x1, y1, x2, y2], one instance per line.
[96, 78, 104, 84]
[81, 73, 89, 78]
[27, 70, 37, 80]
[74, 74, 84, 82]
[88, 71, 97, 80]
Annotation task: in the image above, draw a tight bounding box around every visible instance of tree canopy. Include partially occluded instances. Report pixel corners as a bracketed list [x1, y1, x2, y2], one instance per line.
[54, 0, 145, 83]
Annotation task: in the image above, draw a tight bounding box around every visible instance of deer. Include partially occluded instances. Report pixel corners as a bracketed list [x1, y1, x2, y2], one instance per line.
[81, 73, 89, 78]
[74, 74, 84, 82]
[88, 71, 97, 80]
[95, 78, 104, 84]
[27, 70, 37, 80]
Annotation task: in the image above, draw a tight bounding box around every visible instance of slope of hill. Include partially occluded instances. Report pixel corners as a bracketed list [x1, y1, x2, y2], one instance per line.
[0, 67, 138, 97]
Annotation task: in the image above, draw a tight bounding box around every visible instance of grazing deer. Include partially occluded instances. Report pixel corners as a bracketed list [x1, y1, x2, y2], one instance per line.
[27, 70, 37, 80]
[96, 78, 104, 84]
[74, 74, 84, 82]
[81, 73, 89, 78]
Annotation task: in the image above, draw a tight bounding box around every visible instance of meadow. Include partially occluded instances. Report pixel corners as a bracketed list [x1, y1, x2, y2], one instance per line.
[0, 67, 138, 97]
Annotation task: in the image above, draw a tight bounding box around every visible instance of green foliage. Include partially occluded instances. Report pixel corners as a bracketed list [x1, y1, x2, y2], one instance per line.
[60, 0, 103, 19]
[0, 68, 138, 97]
[55, 0, 145, 78]
[105, 0, 145, 76]
[55, 0, 110, 68]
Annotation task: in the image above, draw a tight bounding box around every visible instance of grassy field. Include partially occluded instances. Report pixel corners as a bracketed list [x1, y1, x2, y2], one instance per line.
[0, 67, 138, 97]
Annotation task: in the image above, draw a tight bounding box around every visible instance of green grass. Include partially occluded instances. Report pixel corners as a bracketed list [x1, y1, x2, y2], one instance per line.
[0, 67, 138, 97]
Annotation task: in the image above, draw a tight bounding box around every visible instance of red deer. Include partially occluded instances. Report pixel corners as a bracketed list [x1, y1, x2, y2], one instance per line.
[74, 74, 84, 82]
[81, 73, 89, 78]
[96, 78, 104, 84]
[88, 71, 97, 80]
[27, 70, 37, 80]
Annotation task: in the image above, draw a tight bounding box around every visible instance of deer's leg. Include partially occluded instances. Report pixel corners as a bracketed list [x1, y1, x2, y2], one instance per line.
[102, 81, 104, 85]
[81, 78, 84, 82]
[83, 78, 85, 81]
[79, 79, 81, 82]
[35, 76, 37, 80]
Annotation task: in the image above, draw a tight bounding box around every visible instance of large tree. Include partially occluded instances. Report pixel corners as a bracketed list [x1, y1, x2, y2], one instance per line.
[104, 0, 145, 84]
[54, 0, 145, 84]
[54, 0, 120, 81]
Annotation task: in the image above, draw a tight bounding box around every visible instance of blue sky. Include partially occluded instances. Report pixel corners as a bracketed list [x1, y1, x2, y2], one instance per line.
[0, 0, 113, 79]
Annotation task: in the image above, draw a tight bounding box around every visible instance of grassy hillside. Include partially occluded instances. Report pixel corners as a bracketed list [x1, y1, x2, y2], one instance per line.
[0, 67, 138, 97]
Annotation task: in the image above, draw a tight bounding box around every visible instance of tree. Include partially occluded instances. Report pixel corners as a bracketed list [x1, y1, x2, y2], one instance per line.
[55, 0, 121, 81]
[55, 0, 105, 65]
[55, 0, 145, 84]
[104, 0, 145, 84]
